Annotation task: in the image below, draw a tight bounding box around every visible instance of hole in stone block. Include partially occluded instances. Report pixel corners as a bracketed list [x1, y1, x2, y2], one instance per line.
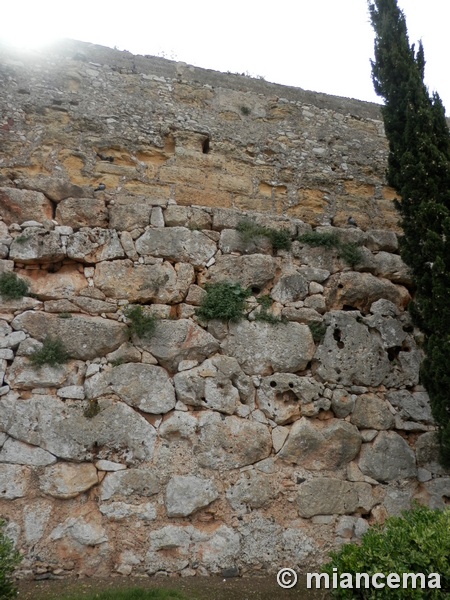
[202, 136, 210, 154]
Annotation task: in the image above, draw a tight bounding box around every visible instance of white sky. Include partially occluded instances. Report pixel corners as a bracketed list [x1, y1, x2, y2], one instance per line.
[2, 1, 450, 110]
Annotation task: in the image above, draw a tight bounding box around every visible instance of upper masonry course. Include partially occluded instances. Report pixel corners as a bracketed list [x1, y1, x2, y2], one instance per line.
[1, 39, 398, 230]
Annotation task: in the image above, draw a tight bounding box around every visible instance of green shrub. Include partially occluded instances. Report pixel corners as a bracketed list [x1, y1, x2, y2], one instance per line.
[308, 321, 328, 343]
[0, 272, 29, 300]
[297, 231, 362, 266]
[125, 305, 157, 340]
[254, 295, 287, 325]
[236, 219, 292, 251]
[196, 282, 250, 322]
[240, 105, 251, 116]
[29, 336, 69, 368]
[0, 520, 22, 600]
[321, 505, 450, 599]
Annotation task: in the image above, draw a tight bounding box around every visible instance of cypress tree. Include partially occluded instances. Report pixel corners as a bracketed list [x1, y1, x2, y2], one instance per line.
[369, 0, 450, 464]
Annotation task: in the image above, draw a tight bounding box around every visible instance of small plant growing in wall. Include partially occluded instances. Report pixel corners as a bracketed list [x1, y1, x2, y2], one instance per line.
[84, 399, 101, 419]
[297, 231, 363, 267]
[0, 272, 29, 300]
[236, 219, 292, 251]
[254, 295, 287, 325]
[196, 282, 250, 322]
[29, 336, 69, 368]
[308, 321, 328, 343]
[0, 520, 22, 600]
[124, 305, 157, 340]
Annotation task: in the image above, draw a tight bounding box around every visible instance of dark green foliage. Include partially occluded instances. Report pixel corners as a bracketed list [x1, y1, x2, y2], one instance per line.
[125, 305, 157, 340]
[84, 399, 101, 419]
[196, 282, 250, 322]
[236, 219, 292, 250]
[308, 321, 328, 343]
[297, 232, 362, 266]
[322, 505, 450, 598]
[58, 312, 73, 319]
[240, 105, 251, 116]
[254, 295, 287, 325]
[0, 520, 22, 600]
[369, 0, 450, 464]
[29, 336, 69, 368]
[64, 587, 191, 600]
[0, 271, 29, 300]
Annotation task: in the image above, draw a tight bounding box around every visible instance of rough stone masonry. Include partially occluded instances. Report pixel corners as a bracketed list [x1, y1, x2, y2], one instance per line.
[0, 40, 449, 580]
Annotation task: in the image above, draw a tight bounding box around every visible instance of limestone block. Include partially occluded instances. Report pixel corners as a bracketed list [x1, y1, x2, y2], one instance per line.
[218, 229, 271, 254]
[39, 463, 98, 498]
[9, 231, 65, 264]
[278, 417, 361, 470]
[138, 319, 220, 372]
[415, 432, 448, 476]
[109, 203, 152, 230]
[19, 265, 88, 300]
[0, 394, 156, 463]
[49, 516, 107, 546]
[100, 502, 156, 521]
[271, 272, 309, 304]
[226, 470, 277, 510]
[100, 469, 160, 501]
[17, 175, 86, 202]
[12, 311, 128, 360]
[0, 437, 56, 466]
[222, 320, 315, 376]
[71, 296, 116, 315]
[56, 198, 108, 228]
[106, 343, 141, 364]
[67, 228, 124, 262]
[197, 413, 271, 470]
[6, 356, 81, 389]
[351, 394, 395, 430]
[325, 272, 410, 313]
[298, 266, 331, 282]
[23, 502, 53, 544]
[386, 390, 434, 424]
[358, 431, 417, 482]
[281, 307, 323, 324]
[94, 259, 193, 303]
[166, 475, 219, 517]
[135, 227, 217, 267]
[362, 313, 407, 348]
[424, 478, 450, 510]
[0, 464, 31, 498]
[372, 252, 412, 285]
[297, 478, 370, 518]
[108, 363, 176, 414]
[146, 525, 192, 574]
[159, 412, 198, 439]
[331, 389, 355, 418]
[194, 526, 241, 574]
[313, 312, 390, 386]
[206, 254, 276, 290]
[0, 331, 26, 349]
[365, 230, 399, 252]
[57, 385, 85, 399]
[257, 374, 324, 424]
[0, 187, 53, 225]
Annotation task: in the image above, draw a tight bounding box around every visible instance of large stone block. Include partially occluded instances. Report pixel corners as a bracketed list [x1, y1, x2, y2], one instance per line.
[206, 254, 276, 290]
[197, 413, 271, 470]
[0, 437, 56, 466]
[279, 417, 361, 470]
[358, 431, 417, 482]
[351, 393, 395, 430]
[166, 475, 218, 517]
[56, 198, 108, 228]
[100, 469, 160, 501]
[0, 187, 53, 225]
[12, 311, 128, 360]
[67, 228, 124, 262]
[222, 320, 315, 376]
[135, 227, 217, 267]
[39, 463, 98, 499]
[0, 464, 31, 499]
[297, 478, 372, 518]
[226, 470, 277, 510]
[9, 231, 65, 264]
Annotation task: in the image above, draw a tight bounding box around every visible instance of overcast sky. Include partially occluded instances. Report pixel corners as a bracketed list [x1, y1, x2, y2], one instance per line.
[2, 1, 450, 110]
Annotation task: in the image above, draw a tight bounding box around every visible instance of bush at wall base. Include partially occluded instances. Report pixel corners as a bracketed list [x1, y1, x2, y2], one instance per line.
[321, 505, 450, 599]
[0, 520, 22, 600]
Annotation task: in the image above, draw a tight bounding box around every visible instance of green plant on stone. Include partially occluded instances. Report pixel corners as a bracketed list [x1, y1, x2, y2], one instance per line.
[196, 282, 250, 322]
[308, 321, 328, 343]
[84, 399, 101, 419]
[29, 336, 69, 368]
[297, 231, 362, 266]
[0, 272, 29, 300]
[240, 105, 251, 116]
[321, 504, 450, 599]
[124, 305, 157, 340]
[254, 295, 287, 325]
[63, 587, 191, 600]
[58, 312, 73, 319]
[13, 235, 29, 245]
[0, 519, 22, 600]
[236, 219, 292, 251]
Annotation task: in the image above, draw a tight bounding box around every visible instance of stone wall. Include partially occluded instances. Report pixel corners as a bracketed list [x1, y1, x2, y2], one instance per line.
[0, 185, 449, 579]
[0, 40, 449, 580]
[1, 39, 399, 232]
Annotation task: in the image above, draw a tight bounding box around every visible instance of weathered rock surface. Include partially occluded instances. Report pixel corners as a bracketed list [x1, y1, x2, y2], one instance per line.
[279, 418, 362, 470]
[0, 437, 56, 466]
[39, 463, 98, 499]
[358, 431, 417, 482]
[56, 199, 108, 228]
[206, 254, 276, 289]
[100, 469, 160, 501]
[135, 227, 216, 267]
[67, 228, 124, 262]
[0, 188, 53, 225]
[222, 320, 315, 375]
[351, 394, 395, 430]
[11, 311, 128, 360]
[166, 475, 219, 517]
[297, 478, 373, 517]
[197, 414, 271, 469]
[9, 231, 65, 264]
[226, 470, 277, 510]
[0, 464, 31, 499]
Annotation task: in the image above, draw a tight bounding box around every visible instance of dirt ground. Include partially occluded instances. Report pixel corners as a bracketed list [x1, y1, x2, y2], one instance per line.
[17, 575, 331, 600]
